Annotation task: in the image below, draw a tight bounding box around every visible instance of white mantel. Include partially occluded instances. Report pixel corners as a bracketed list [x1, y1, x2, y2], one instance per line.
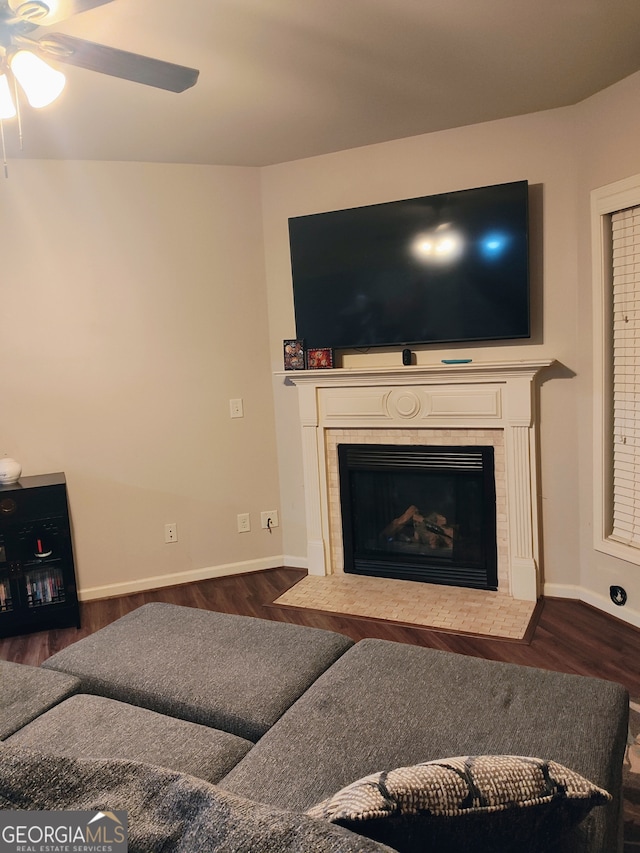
[280, 359, 555, 602]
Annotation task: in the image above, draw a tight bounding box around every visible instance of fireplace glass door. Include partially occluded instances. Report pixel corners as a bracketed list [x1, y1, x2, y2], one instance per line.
[338, 444, 498, 590]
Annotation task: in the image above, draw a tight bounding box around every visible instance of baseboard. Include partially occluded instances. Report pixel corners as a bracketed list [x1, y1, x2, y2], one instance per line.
[542, 582, 582, 600]
[544, 582, 640, 631]
[83, 564, 640, 631]
[283, 554, 308, 570]
[78, 556, 287, 602]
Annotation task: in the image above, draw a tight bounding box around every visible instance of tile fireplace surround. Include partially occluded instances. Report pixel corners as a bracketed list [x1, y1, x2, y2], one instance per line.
[283, 360, 554, 603]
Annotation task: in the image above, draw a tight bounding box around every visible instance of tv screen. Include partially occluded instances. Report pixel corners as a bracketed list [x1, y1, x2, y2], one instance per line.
[289, 180, 530, 351]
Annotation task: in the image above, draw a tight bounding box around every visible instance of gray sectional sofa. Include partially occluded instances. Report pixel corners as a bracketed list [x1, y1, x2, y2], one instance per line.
[0, 602, 630, 852]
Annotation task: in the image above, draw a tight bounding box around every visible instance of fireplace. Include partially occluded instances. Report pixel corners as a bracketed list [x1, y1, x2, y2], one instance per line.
[282, 360, 554, 602]
[339, 443, 497, 589]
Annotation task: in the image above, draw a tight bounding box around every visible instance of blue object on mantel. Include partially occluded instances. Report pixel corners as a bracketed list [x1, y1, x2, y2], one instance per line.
[441, 359, 472, 364]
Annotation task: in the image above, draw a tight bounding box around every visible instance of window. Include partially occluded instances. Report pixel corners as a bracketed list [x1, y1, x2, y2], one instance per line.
[592, 175, 640, 563]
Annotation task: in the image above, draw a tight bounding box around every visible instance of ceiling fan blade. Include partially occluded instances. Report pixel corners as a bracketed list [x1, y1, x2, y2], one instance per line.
[35, 33, 199, 92]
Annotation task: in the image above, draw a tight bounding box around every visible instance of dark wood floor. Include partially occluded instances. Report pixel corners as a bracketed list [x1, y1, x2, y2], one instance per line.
[2, 567, 639, 696]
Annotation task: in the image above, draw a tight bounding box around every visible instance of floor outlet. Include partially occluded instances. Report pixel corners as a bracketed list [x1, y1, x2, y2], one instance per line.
[610, 585, 627, 606]
[237, 513, 251, 533]
[261, 510, 279, 530]
[164, 523, 178, 543]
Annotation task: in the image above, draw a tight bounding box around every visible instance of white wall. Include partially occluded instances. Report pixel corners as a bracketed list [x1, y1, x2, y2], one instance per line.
[261, 107, 582, 587]
[0, 160, 282, 598]
[5, 71, 639, 627]
[262, 70, 640, 628]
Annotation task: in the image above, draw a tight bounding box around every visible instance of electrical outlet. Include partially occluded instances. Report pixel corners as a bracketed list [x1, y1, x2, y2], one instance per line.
[230, 398, 244, 419]
[261, 510, 279, 530]
[237, 513, 251, 533]
[164, 523, 178, 543]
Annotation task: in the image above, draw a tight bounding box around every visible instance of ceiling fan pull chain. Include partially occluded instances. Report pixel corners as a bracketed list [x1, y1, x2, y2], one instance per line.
[0, 119, 8, 178]
[12, 75, 23, 151]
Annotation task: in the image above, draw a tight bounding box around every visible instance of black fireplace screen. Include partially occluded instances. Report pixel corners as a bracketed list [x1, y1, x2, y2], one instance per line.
[338, 444, 498, 590]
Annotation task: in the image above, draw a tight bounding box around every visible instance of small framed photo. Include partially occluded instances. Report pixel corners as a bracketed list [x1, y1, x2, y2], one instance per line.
[283, 339, 305, 370]
[306, 346, 334, 369]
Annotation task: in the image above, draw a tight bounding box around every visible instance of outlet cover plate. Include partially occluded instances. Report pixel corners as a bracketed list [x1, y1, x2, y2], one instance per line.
[261, 510, 279, 529]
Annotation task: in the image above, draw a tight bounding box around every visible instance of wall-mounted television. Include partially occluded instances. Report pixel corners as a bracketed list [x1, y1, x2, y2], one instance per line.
[289, 180, 530, 351]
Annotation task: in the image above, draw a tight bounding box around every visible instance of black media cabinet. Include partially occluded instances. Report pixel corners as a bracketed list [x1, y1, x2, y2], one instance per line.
[0, 473, 80, 638]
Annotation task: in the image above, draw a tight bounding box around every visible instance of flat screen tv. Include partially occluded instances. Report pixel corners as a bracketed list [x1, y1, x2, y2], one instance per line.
[289, 180, 530, 351]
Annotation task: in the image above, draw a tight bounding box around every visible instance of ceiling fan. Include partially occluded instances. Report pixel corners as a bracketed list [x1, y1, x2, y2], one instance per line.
[0, 0, 199, 109]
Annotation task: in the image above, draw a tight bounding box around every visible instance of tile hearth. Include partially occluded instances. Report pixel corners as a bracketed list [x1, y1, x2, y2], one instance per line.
[274, 574, 537, 640]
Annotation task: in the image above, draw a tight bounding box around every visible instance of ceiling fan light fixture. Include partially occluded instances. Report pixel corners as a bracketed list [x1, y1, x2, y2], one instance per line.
[0, 74, 16, 119]
[10, 49, 65, 108]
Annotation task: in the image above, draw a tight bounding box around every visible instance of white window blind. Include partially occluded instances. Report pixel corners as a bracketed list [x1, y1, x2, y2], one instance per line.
[610, 206, 640, 548]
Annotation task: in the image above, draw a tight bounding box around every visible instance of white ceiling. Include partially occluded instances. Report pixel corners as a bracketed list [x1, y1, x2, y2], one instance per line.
[5, 0, 640, 167]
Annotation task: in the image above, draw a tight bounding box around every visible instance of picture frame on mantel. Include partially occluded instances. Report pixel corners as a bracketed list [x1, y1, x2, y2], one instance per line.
[283, 339, 305, 370]
[306, 347, 334, 369]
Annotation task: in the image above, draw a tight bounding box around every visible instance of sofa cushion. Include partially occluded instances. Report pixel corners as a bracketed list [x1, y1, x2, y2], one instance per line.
[6, 694, 252, 784]
[0, 660, 80, 740]
[306, 754, 611, 853]
[41, 602, 354, 741]
[220, 639, 629, 853]
[0, 745, 397, 853]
